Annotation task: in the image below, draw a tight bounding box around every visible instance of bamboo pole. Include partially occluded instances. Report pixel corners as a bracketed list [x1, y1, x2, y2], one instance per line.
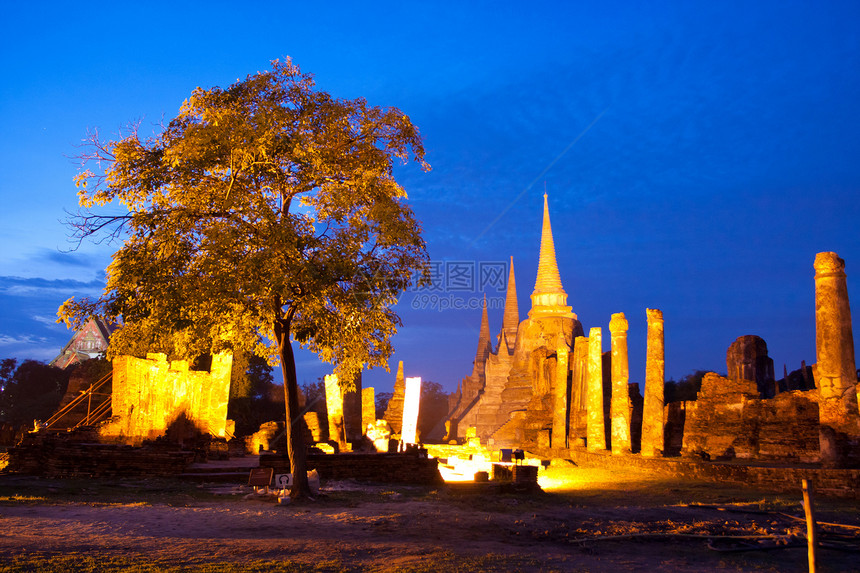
[802, 478, 818, 573]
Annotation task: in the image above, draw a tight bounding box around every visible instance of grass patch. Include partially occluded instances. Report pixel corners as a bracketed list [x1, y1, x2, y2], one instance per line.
[0, 475, 233, 507]
[369, 551, 546, 573]
[0, 494, 49, 503]
[0, 553, 550, 573]
[0, 554, 337, 573]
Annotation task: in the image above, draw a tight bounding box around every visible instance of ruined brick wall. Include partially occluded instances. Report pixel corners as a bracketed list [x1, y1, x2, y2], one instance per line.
[681, 372, 763, 459]
[663, 401, 689, 456]
[681, 372, 823, 462]
[383, 361, 405, 435]
[755, 390, 820, 462]
[565, 447, 860, 498]
[7, 433, 195, 477]
[260, 452, 444, 485]
[100, 352, 232, 445]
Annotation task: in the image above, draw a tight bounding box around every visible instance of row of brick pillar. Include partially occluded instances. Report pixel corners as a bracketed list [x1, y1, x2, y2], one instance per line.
[565, 251, 858, 465]
[574, 308, 665, 456]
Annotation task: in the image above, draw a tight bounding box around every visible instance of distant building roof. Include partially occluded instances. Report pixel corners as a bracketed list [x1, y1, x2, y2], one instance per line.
[49, 317, 118, 369]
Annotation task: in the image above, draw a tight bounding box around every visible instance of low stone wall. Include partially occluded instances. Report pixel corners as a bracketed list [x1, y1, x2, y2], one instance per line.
[424, 442, 489, 461]
[259, 452, 443, 485]
[561, 447, 860, 498]
[6, 433, 194, 478]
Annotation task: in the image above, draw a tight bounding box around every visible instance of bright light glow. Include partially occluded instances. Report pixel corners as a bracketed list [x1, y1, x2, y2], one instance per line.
[436, 456, 494, 482]
[536, 467, 589, 491]
[437, 463, 477, 483]
[401, 376, 421, 444]
[434, 454, 548, 484]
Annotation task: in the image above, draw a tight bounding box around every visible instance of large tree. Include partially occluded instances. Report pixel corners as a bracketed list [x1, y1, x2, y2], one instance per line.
[60, 59, 430, 497]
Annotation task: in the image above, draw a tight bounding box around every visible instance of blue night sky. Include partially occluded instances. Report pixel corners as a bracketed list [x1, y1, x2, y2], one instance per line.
[1, 1, 859, 395]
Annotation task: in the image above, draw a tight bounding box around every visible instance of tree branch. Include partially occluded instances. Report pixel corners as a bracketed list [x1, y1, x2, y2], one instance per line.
[62, 209, 133, 250]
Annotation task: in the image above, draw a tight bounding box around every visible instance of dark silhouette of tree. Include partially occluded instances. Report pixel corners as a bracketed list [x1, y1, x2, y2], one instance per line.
[0, 359, 70, 425]
[67, 356, 113, 386]
[417, 381, 450, 440]
[0, 358, 18, 421]
[375, 391, 393, 421]
[664, 369, 709, 403]
[300, 378, 326, 414]
[228, 352, 281, 436]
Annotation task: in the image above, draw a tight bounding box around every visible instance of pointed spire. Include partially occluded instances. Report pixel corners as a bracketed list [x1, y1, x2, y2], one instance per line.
[529, 193, 576, 319]
[383, 360, 406, 434]
[533, 193, 565, 294]
[471, 294, 492, 377]
[395, 360, 405, 389]
[501, 256, 519, 351]
[480, 293, 490, 342]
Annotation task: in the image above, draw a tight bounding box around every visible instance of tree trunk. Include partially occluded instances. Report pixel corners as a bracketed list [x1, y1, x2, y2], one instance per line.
[274, 318, 312, 498]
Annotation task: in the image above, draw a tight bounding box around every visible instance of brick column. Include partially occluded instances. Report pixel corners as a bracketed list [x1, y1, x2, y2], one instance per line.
[814, 252, 860, 465]
[609, 313, 632, 454]
[641, 308, 665, 457]
[361, 387, 375, 435]
[587, 327, 606, 451]
[324, 374, 346, 449]
[552, 335, 570, 449]
[401, 376, 422, 445]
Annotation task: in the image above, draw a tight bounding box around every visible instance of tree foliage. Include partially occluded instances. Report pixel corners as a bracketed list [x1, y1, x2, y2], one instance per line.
[67, 356, 113, 387]
[63, 59, 429, 376]
[300, 378, 326, 414]
[375, 391, 393, 421]
[228, 351, 281, 436]
[60, 59, 430, 496]
[229, 352, 275, 401]
[0, 359, 70, 425]
[664, 369, 709, 403]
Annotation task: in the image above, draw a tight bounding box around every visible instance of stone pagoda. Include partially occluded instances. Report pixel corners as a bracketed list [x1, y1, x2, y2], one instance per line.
[447, 194, 583, 444]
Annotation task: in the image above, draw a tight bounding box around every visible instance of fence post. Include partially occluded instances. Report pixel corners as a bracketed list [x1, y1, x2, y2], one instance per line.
[802, 478, 818, 573]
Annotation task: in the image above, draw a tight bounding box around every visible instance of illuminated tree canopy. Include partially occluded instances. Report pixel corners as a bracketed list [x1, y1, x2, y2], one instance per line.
[60, 59, 430, 496]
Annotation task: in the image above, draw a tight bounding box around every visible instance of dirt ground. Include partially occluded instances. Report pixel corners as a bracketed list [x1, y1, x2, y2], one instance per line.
[1, 466, 858, 572]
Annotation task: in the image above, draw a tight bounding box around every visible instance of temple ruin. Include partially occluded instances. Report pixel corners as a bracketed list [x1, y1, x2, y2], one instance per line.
[383, 361, 407, 434]
[100, 352, 233, 446]
[444, 195, 860, 468]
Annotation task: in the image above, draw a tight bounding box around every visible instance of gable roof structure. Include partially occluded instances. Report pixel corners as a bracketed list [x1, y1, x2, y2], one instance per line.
[49, 317, 118, 369]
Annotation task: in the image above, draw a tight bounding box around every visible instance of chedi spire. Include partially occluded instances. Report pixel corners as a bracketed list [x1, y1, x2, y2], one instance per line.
[471, 293, 492, 377]
[529, 193, 575, 319]
[501, 256, 520, 352]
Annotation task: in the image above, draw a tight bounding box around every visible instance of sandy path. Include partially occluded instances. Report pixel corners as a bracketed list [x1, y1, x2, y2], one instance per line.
[1, 470, 858, 572]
